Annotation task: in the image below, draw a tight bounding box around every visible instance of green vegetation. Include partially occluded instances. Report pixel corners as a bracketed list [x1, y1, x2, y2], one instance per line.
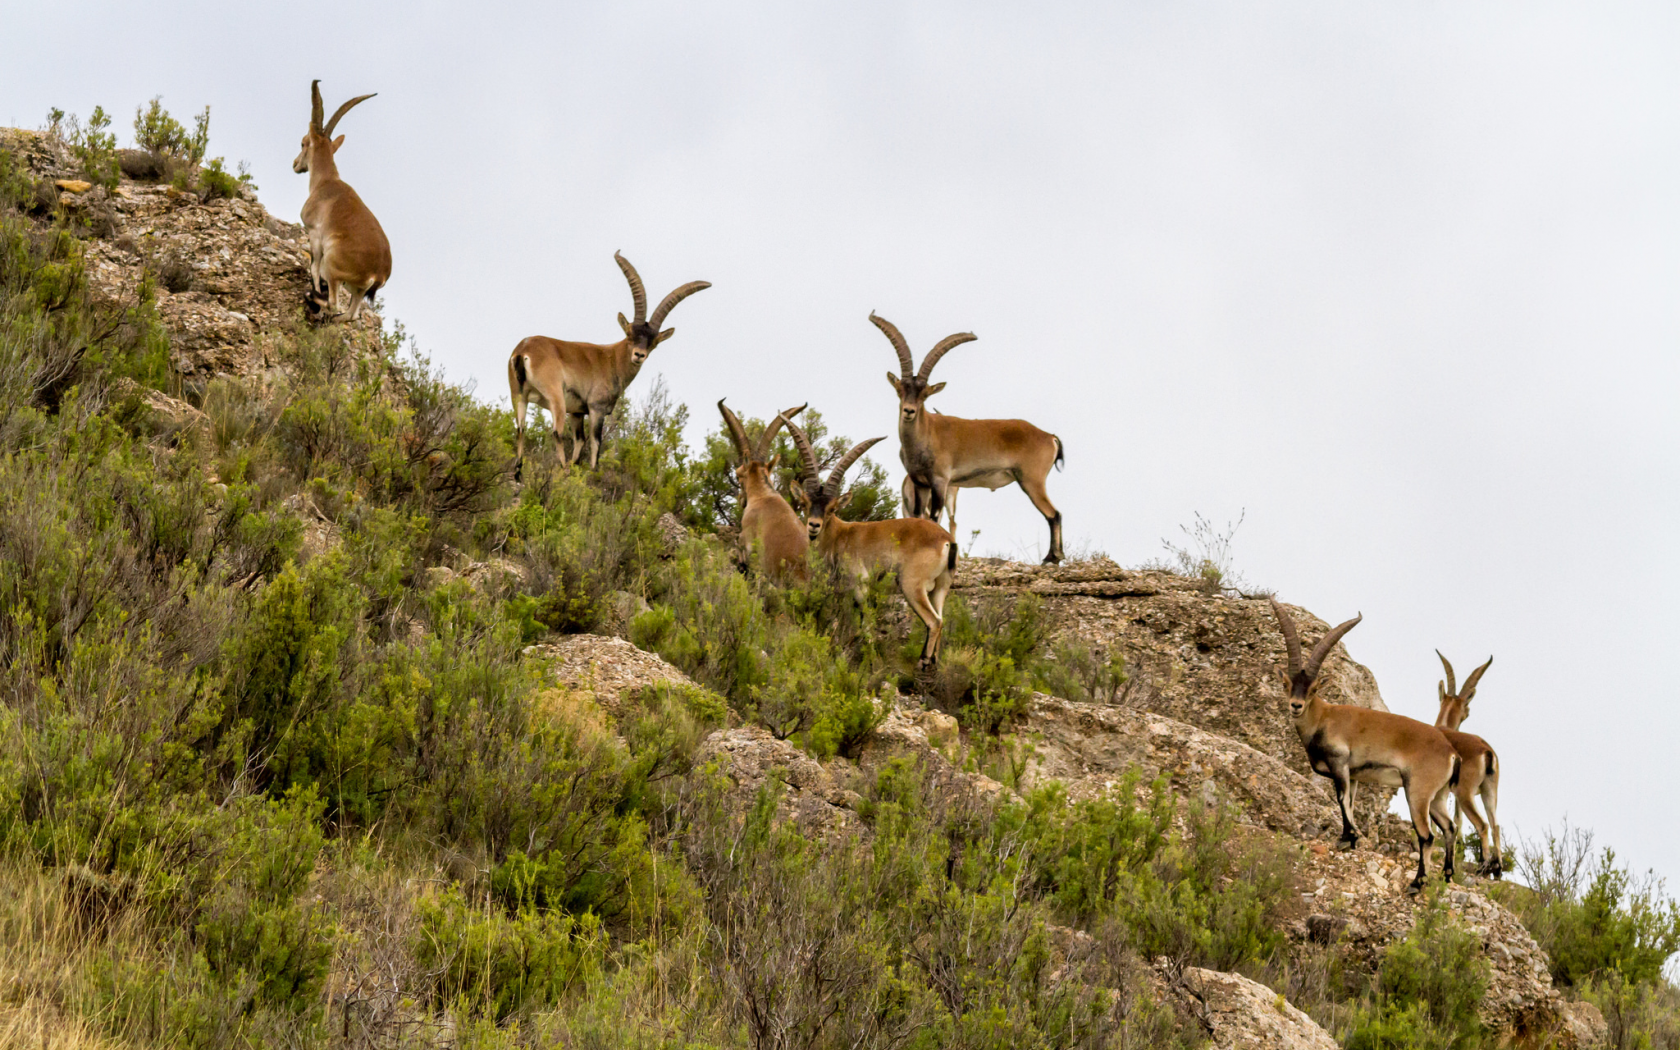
[6, 118, 1679, 1050]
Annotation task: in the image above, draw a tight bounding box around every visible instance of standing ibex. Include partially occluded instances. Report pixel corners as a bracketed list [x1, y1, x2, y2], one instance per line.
[1434, 652, 1503, 878]
[508, 252, 709, 476]
[1270, 601, 1461, 893]
[784, 420, 957, 669]
[292, 81, 390, 323]
[719, 400, 809, 581]
[871, 314, 1066, 563]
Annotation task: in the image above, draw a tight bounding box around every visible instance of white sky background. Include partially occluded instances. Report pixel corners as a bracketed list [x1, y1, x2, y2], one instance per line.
[5, 2, 1678, 886]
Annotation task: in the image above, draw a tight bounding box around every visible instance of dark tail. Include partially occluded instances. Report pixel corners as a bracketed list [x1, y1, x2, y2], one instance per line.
[1053, 435, 1065, 471]
[513, 353, 528, 391]
[365, 280, 383, 304]
[1448, 754, 1462, 790]
[947, 540, 958, 572]
[1485, 751, 1498, 779]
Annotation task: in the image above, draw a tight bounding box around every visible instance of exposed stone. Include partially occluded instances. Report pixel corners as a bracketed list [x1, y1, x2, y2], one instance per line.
[656, 512, 692, 556]
[956, 559, 1388, 782]
[1178, 967, 1339, 1050]
[695, 725, 862, 841]
[524, 633, 697, 713]
[1558, 1000, 1607, 1049]
[1305, 913, 1367, 945]
[2, 125, 383, 388]
[1025, 693, 1345, 838]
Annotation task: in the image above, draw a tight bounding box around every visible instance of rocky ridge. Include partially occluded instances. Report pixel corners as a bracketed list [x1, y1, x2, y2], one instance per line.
[2, 125, 381, 387]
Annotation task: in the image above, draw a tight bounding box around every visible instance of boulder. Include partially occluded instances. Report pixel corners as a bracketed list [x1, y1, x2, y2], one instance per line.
[1178, 967, 1339, 1049]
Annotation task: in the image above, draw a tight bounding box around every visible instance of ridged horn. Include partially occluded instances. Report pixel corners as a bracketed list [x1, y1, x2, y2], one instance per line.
[1460, 655, 1493, 701]
[1270, 599, 1303, 679]
[310, 80, 324, 132]
[1436, 650, 1458, 697]
[917, 330, 977, 381]
[825, 436, 885, 497]
[718, 399, 750, 460]
[756, 403, 806, 461]
[870, 313, 915, 377]
[648, 280, 712, 329]
[784, 418, 822, 482]
[615, 252, 647, 324]
[323, 92, 377, 136]
[1305, 614, 1363, 678]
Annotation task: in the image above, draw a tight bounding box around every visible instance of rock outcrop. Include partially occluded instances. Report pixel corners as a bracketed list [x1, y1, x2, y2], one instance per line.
[2, 126, 380, 387]
[1178, 967, 1340, 1050]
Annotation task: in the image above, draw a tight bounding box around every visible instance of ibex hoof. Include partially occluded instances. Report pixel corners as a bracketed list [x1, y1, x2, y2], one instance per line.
[1405, 880, 1424, 897]
[1335, 834, 1359, 852]
[1042, 553, 1062, 565]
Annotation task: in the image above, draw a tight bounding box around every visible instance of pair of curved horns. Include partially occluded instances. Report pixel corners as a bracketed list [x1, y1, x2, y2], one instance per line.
[1437, 651, 1493, 701]
[784, 417, 884, 500]
[310, 80, 376, 136]
[615, 252, 711, 330]
[1270, 599, 1363, 684]
[869, 313, 976, 383]
[718, 400, 806, 463]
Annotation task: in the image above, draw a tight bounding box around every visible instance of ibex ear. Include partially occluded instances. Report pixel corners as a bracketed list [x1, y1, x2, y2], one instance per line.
[886, 372, 903, 396]
[657, 327, 675, 344]
[618, 313, 633, 337]
[766, 453, 780, 472]
[330, 135, 345, 153]
[790, 485, 810, 513]
[1276, 668, 1292, 697]
[835, 488, 856, 512]
[924, 382, 946, 398]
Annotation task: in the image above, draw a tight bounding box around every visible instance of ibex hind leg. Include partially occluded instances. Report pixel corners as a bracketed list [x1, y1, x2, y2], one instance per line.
[1478, 775, 1504, 878]
[1429, 787, 1457, 883]
[1018, 475, 1063, 564]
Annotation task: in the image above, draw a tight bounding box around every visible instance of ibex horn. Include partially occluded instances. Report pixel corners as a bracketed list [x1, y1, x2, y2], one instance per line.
[323, 93, 377, 136]
[615, 252, 647, 324]
[870, 313, 915, 378]
[917, 330, 977, 381]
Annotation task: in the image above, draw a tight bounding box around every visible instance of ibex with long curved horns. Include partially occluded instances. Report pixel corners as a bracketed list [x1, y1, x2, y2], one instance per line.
[871, 314, 1066, 563]
[292, 81, 390, 323]
[1434, 652, 1503, 878]
[719, 400, 809, 581]
[785, 420, 957, 669]
[508, 252, 709, 475]
[1270, 601, 1461, 893]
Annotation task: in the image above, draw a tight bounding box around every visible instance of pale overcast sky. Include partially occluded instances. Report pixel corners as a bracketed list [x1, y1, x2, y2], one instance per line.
[5, 1, 1677, 887]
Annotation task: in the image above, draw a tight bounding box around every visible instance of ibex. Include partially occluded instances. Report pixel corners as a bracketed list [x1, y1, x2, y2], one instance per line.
[508, 252, 709, 476]
[1270, 601, 1461, 893]
[871, 313, 1066, 563]
[1434, 651, 1503, 878]
[292, 81, 390, 323]
[719, 399, 809, 581]
[785, 420, 957, 669]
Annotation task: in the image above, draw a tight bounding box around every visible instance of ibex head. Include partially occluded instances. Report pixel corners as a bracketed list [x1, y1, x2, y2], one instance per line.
[614, 252, 710, 367]
[784, 418, 884, 540]
[294, 80, 376, 174]
[1270, 600, 1363, 718]
[1434, 651, 1492, 731]
[719, 400, 804, 491]
[871, 313, 976, 427]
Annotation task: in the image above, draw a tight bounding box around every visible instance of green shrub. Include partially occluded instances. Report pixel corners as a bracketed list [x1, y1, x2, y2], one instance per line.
[132, 97, 210, 166]
[1495, 824, 1680, 989]
[47, 105, 120, 190]
[1374, 893, 1488, 1047]
[416, 884, 605, 1021]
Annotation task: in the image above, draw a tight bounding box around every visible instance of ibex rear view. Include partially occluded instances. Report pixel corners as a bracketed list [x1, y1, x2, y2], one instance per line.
[508, 252, 709, 475]
[292, 81, 390, 323]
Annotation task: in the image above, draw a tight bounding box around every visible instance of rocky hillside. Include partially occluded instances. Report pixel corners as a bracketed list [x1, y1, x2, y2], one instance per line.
[2, 120, 1649, 1050]
[532, 562, 1603, 1049]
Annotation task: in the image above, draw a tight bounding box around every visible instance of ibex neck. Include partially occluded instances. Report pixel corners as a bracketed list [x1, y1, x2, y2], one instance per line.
[308, 145, 342, 191]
